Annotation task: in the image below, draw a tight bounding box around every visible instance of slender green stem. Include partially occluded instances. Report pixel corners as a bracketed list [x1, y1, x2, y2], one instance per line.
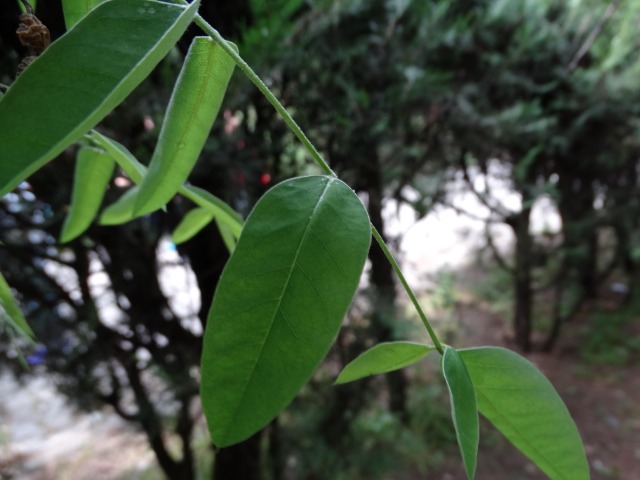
[181, 2, 444, 354]
[183, 8, 335, 178]
[371, 227, 444, 354]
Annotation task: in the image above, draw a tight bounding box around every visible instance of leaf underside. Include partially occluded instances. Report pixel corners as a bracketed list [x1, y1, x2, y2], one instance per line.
[460, 347, 590, 480]
[442, 346, 479, 480]
[201, 175, 371, 447]
[335, 341, 435, 384]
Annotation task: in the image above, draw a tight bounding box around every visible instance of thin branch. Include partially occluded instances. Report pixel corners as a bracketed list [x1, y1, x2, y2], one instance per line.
[566, 0, 621, 74]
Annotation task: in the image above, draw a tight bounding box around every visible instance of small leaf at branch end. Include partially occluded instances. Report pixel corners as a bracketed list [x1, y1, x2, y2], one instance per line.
[215, 218, 237, 253]
[201, 175, 371, 448]
[0, 272, 34, 339]
[442, 346, 479, 480]
[60, 146, 115, 243]
[171, 207, 215, 244]
[335, 341, 435, 384]
[459, 347, 589, 480]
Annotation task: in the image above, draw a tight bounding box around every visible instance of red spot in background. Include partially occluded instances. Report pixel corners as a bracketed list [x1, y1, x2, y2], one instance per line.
[260, 173, 271, 185]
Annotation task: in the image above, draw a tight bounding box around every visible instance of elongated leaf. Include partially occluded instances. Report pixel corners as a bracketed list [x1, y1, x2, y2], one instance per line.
[90, 132, 243, 236]
[90, 132, 146, 183]
[172, 207, 214, 244]
[215, 218, 237, 253]
[201, 175, 371, 447]
[0, 272, 34, 339]
[335, 341, 435, 384]
[0, 0, 200, 197]
[443, 346, 478, 480]
[134, 37, 237, 216]
[60, 146, 115, 242]
[459, 347, 589, 480]
[62, 0, 105, 29]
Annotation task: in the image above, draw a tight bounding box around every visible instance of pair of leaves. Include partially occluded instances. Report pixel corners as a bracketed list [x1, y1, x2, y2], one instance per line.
[0, 0, 200, 197]
[88, 131, 243, 248]
[336, 342, 589, 479]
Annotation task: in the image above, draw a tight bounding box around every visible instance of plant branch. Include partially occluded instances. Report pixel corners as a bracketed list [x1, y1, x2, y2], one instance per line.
[181, 6, 335, 178]
[183, 3, 444, 354]
[566, 0, 620, 74]
[371, 226, 444, 354]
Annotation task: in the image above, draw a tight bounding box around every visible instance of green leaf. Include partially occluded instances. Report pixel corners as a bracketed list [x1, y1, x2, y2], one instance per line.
[335, 341, 435, 384]
[459, 347, 589, 480]
[171, 207, 215, 244]
[61, 0, 105, 29]
[215, 218, 237, 253]
[0, 272, 34, 339]
[90, 132, 243, 236]
[0, 0, 200, 197]
[60, 146, 115, 243]
[134, 37, 237, 216]
[183, 186, 243, 238]
[90, 132, 146, 183]
[99, 186, 140, 226]
[442, 346, 479, 480]
[201, 175, 371, 447]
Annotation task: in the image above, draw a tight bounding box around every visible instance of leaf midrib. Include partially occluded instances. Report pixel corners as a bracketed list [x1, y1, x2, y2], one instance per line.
[219, 177, 334, 444]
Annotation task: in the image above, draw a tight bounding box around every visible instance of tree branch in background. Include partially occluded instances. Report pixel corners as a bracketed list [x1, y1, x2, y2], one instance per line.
[566, 0, 620, 74]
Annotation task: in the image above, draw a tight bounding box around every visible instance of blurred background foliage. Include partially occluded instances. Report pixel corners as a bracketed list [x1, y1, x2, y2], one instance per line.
[1, 0, 640, 478]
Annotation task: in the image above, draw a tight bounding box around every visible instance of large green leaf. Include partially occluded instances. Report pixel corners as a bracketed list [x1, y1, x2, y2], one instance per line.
[0, 0, 200, 197]
[201, 175, 371, 447]
[442, 346, 479, 480]
[335, 341, 435, 384]
[459, 347, 589, 480]
[60, 146, 115, 243]
[134, 37, 237, 216]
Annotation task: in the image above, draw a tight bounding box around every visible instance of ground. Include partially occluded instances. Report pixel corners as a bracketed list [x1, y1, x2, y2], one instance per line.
[1, 286, 638, 479]
[0, 302, 640, 480]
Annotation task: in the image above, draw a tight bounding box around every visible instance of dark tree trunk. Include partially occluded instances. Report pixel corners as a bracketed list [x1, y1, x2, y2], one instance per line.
[213, 433, 263, 480]
[508, 207, 533, 352]
[363, 155, 408, 419]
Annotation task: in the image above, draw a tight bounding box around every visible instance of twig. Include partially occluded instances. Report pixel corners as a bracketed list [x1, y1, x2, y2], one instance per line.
[566, 0, 620, 74]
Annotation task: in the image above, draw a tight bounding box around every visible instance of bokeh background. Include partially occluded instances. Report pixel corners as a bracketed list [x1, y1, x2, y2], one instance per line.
[1, 0, 639, 478]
